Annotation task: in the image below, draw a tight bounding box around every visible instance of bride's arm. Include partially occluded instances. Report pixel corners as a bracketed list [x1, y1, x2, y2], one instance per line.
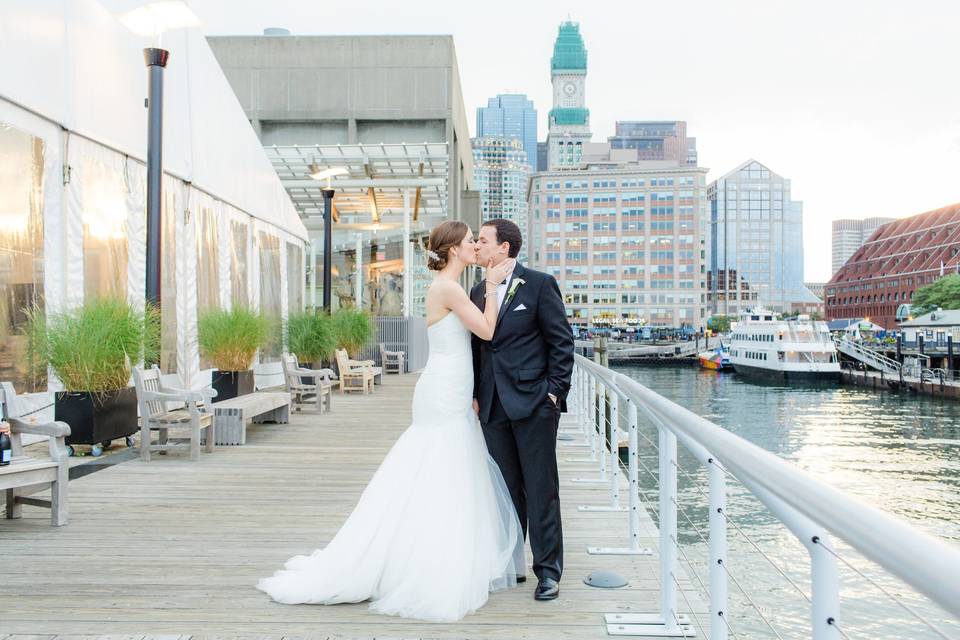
[439, 260, 514, 341]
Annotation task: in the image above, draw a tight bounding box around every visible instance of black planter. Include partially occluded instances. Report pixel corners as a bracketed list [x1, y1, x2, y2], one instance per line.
[212, 370, 254, 402]
[55, 387, 138, 446]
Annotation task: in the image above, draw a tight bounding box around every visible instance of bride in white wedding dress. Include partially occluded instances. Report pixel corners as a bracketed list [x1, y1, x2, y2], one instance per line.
[257, 220, 524, 622]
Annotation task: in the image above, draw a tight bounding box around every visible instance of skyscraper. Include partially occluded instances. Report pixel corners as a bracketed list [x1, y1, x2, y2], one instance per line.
[708, 160, 818, 315]
[546, 21, 591, 170]
[476, 94, 538, 171]
[831, 217, 895, 275]
[472, 136, 531, 261]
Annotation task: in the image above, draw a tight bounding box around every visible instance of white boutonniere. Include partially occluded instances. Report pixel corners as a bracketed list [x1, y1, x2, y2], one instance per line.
[505, 277, 526, 306]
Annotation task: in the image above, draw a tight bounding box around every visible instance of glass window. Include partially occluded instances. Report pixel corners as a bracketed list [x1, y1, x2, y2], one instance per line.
[0, 121, 45, 391]
[259, 232, 282, 362]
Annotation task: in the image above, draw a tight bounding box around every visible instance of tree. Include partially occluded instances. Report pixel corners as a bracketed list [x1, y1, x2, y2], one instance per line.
[707, 315, 733, 333]
[911, 274, 960, 316]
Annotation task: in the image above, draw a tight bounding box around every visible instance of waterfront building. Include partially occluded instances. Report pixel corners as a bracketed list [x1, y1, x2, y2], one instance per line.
[608, 121, 698, 167]
[209, 32, 478, 318]
[472, 137, 531, 261]
[826, 202, 960, 328]
[707, 160, 819, 317]
[1, 4, 305, 394]
[476, 94, 537, 172]
[805, 282, 826, 300]
[832, 217, 895, 275]
[528, 153, 709, 331]
[545, 21, 592, 170]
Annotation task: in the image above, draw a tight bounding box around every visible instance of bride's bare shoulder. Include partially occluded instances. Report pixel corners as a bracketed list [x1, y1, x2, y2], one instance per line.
[428, 278, 466, 299]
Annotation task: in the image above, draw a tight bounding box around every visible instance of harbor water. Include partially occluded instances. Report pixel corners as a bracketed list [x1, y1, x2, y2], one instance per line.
[614, 364, 960, 639]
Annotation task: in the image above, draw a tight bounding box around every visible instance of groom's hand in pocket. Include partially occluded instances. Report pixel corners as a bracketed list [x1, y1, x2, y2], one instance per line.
[472, 398, 480, 416]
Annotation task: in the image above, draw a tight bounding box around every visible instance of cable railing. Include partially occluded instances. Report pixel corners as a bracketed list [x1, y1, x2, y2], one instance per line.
[567, 355, 960, 639]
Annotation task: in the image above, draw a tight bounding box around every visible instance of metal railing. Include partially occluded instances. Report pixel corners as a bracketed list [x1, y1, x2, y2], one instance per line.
[834, 337, 902, 375]
[568, 354, 960, 639]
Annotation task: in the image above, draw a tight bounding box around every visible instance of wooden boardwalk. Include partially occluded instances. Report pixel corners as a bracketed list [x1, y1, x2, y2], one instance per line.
[1, 373, 705, 639]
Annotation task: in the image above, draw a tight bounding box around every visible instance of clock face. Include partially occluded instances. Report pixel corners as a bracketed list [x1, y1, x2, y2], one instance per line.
[563, 82, 576, 97]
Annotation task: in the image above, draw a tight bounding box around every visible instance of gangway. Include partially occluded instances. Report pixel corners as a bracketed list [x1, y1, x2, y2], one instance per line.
[834, 337, 901, 375]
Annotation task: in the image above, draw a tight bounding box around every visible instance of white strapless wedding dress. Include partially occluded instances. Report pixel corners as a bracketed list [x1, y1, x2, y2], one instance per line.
[257, 312, 524, 622]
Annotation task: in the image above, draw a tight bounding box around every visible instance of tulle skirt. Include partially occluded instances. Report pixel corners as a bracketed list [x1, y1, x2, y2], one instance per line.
[256, 405, 525, 622]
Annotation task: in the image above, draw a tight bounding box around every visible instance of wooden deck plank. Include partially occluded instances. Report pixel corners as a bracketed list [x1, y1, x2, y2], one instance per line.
[1, 373, 705, 638]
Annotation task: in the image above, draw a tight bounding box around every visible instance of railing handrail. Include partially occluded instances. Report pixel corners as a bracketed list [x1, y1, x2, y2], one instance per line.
[574, 354, 960, 619]
[834, 337, 901, 373]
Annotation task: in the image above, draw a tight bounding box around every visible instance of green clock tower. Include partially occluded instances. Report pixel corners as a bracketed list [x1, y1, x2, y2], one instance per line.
[546, 20, 591, 170]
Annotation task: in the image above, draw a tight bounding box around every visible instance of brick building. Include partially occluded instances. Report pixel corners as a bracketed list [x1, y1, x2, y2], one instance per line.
[825, 203, 960, 328]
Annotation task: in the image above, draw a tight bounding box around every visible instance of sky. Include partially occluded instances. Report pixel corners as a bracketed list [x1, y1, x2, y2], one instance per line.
[106, 0, 960, 282]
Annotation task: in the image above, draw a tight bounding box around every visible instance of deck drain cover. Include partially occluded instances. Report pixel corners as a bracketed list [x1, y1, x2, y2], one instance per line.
[584, 570, 628, 588]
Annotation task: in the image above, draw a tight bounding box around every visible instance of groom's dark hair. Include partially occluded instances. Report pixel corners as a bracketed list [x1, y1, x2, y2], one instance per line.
[482, 218, 522, 259]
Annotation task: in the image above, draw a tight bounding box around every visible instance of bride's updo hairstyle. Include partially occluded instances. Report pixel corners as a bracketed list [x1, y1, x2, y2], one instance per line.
[426, 220, 470, 271]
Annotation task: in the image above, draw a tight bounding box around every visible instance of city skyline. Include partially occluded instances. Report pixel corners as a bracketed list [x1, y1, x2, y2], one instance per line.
[104, 0, 960, 283]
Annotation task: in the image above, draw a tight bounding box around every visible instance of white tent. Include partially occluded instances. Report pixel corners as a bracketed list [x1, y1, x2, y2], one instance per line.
[0, 0, 307, 417]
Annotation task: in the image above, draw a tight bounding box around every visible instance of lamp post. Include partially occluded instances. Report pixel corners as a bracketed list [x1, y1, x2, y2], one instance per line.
[119, 1, 200, 363]
[308, 165, 349, 313]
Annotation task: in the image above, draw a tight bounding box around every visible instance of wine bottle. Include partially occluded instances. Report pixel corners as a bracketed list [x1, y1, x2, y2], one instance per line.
[0, 422, 11, 466]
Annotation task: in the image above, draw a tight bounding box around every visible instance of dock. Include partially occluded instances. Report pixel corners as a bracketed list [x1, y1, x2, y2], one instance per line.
[1, 373, 705, 639]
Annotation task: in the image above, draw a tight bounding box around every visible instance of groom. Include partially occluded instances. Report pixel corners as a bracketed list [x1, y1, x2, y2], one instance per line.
[470, 218, 574, 601]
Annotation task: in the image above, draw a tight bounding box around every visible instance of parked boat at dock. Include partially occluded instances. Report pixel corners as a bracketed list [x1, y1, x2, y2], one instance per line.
[698, 342, 731, 371]
[729, 307, 841, 382]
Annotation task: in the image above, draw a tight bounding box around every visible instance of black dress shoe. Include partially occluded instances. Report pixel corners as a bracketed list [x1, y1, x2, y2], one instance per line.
[534, 577, 559, 600]
[516, 575, 527, 583]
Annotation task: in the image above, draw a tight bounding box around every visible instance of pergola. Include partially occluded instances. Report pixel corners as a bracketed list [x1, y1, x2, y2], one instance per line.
[266, 142, 452, 315]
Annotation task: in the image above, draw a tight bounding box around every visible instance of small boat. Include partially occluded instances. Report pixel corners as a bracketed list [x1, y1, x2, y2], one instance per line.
[699, 343, 731, 371]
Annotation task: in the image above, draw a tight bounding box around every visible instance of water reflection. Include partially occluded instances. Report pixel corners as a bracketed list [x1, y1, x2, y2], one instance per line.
[615, 365, 960, 639]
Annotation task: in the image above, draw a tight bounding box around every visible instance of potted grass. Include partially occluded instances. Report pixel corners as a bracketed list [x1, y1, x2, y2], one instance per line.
[198, 307, 270, 401]
[287, 311, 336, 384]
[331, 307, 375, 359]
[25, 298, 159, 455]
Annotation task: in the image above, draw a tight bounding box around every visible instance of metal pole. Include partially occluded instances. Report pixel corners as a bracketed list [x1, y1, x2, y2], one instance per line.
[143, 47, 169, 322]
[708, 459, 729, 640]
[321, 188, 334, 313]
[598, 382, 608, 481]
[355, 233, 362, 309]
[608, 391, 621, 509]
[403, 189, 411, 318]
[627, 400, 641, 551]
[309, 239, 317, 310]
[659, 425, 680, 633]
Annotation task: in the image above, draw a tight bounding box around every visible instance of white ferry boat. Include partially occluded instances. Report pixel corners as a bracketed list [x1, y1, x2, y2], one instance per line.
[729, 307, 841, 382]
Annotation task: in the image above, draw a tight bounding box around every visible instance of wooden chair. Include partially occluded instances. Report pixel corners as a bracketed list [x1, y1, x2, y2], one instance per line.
[1, 382, 71, 526]
[133, 365, 215, 461]
[335, 349, 376, 394]
[379, 343, 406, 375]
[281, 353, 333, 413]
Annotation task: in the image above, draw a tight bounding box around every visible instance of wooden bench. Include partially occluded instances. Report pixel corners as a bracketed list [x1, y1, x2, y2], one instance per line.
[379, 343, 406, 375]
[335, 349, 383, 394]
[1, 382, 71, 526]
[281, 353, 333, 413]
[134, 365, 215, 462]
[211, 391, 292, 445]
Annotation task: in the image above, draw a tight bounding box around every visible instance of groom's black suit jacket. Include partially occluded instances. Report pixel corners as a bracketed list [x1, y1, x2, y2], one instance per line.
[470, 262, 575, 424]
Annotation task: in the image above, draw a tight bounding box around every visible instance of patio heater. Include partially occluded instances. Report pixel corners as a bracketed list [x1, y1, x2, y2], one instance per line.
[119, 1, 201, 360]
[309, 165, 349, 312]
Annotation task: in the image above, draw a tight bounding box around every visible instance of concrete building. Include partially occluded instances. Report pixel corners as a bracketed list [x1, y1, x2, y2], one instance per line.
[826, 203, 960, 328]
[708, 160, 819, 316]
[472, 137, 530, 261]
[805, 282, 826, 300]
[528, 155, 709, 331]
[476, 94, 537, 171]
[832, 217, 895, 275]
[608, 121, 698, 167]
[208, 33, 478, 317]
[546, 21, 591, 170]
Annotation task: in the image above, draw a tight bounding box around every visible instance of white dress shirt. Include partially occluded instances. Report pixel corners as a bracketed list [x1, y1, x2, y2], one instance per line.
[496, 273, 513, 310]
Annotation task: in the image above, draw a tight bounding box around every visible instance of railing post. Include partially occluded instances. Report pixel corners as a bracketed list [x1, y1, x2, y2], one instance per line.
[608, 391, 621, 508]
[574, 376, 606, 484]
[708, 459, 728, 640]
[659, 425, 680, 633]
[811, 533, 842, 640]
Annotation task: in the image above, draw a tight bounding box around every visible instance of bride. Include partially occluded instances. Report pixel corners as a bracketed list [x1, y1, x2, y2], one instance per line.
[257, 220, 525, 622]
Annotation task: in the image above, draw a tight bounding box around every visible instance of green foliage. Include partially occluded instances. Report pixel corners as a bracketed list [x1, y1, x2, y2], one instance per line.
[287, 311, 336, 364]
[911, 274, 960, 316]
[24, 298, 159, 392]
[198, 307, 270, 371]
[707, 315, 733, 333]
[331, 307, 375, 356]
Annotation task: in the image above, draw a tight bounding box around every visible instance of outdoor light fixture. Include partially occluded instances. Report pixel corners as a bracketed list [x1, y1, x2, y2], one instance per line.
[118, 0, 201, 365]
[308, 164, 349, 312]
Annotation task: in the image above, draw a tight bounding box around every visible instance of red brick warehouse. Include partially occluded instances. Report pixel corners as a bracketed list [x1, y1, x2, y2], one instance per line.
[826, 203, 960, 329]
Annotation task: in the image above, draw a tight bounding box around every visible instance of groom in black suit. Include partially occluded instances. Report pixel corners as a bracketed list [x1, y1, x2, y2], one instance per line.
[470, 218, 574, 601]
